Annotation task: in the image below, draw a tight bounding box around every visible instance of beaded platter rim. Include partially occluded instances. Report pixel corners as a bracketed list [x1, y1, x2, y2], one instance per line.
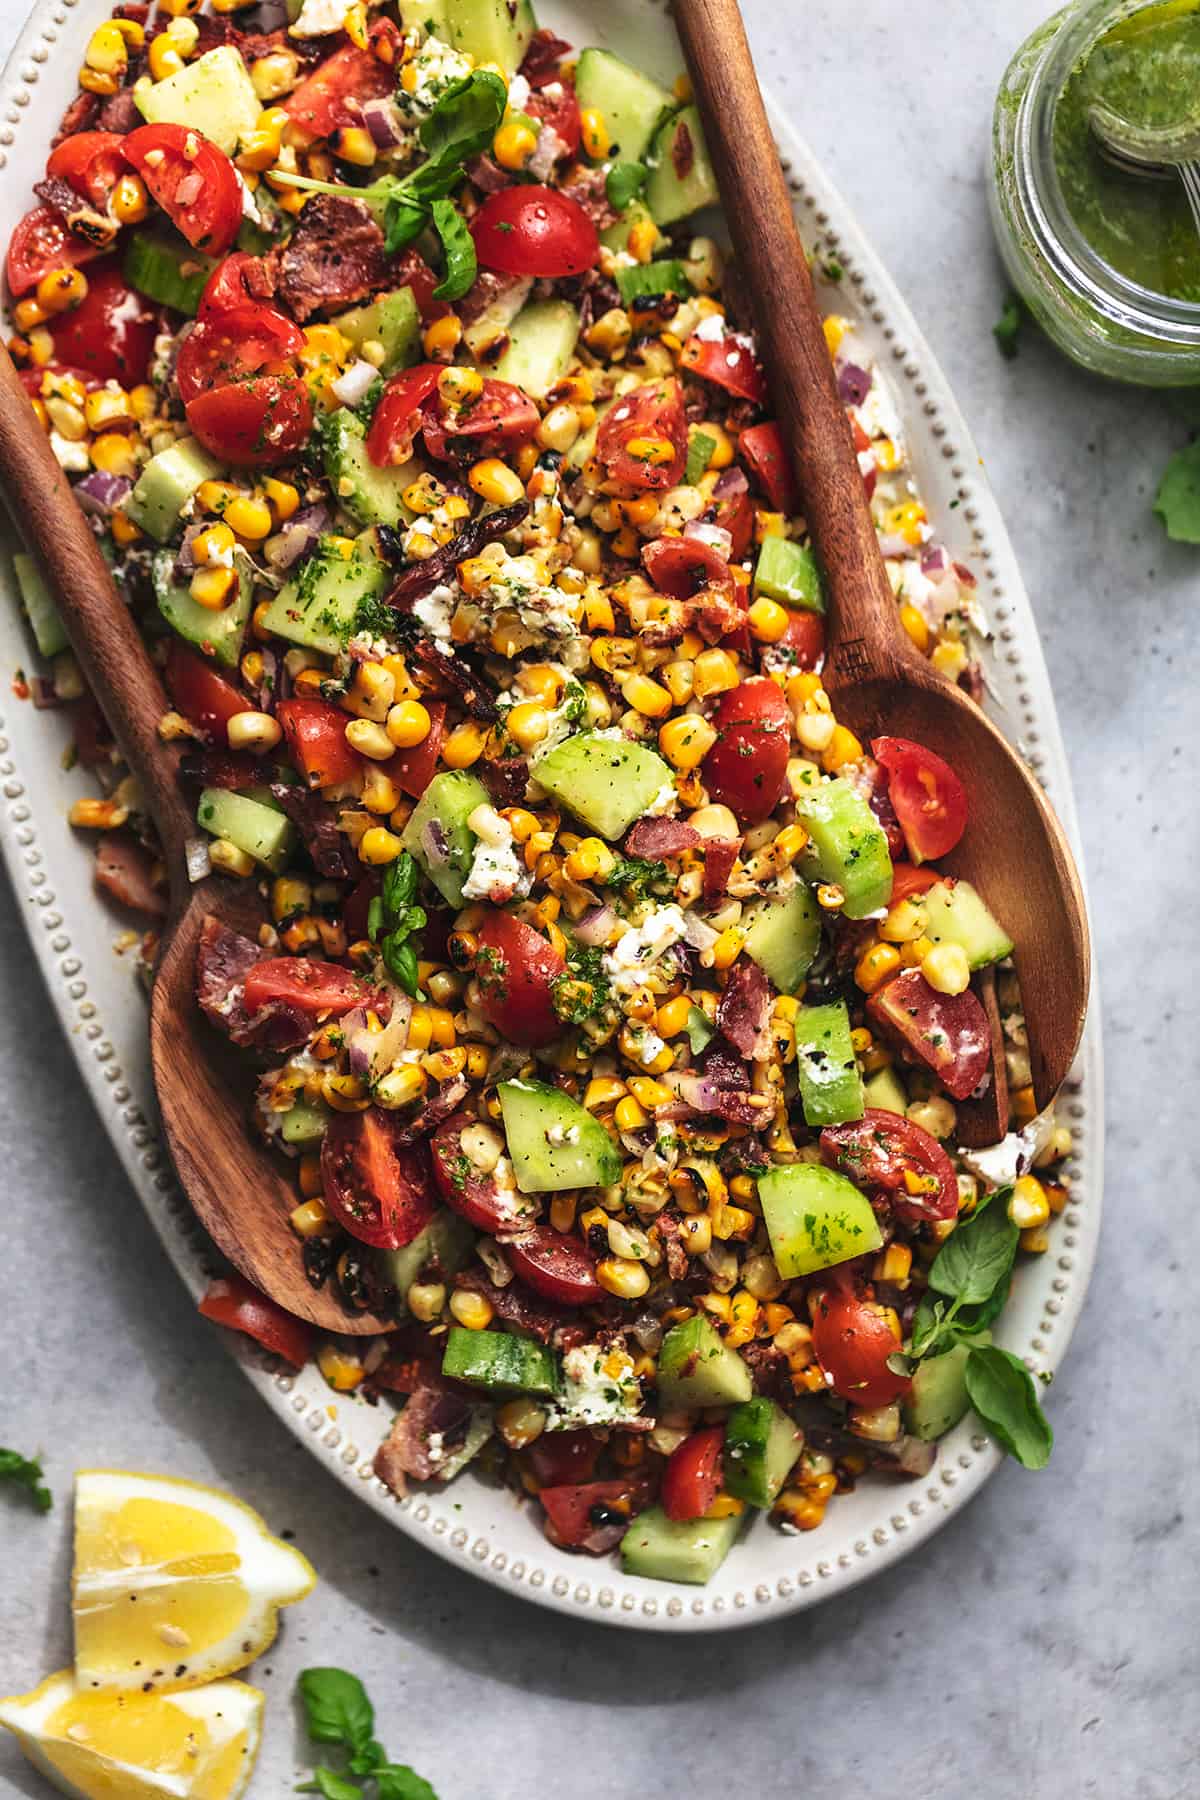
[0, 0, 1103, 1631]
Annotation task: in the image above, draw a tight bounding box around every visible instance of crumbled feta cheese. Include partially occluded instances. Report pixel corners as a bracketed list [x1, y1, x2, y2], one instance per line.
[394, 34, 474, 119]
[603, 903, 687, 995]
[546, 1122, 581, 1147]
[288, 0, 350, 37]
[540, 80, 564, 100]
[855, 373, 904, 449]
[477, 552, 578, 639]
[693, 311, 726, 341]
[959, 1115, 1056, 1188]
[546, 1342, 644, 1430]
[462, 815, 530, 903]
[645, 781, 678, 817]
[237, 172, 261, 223]
[637, 1028, 666, 1066]
[412, 581, 458, 644]
[506, 72, 531, 110]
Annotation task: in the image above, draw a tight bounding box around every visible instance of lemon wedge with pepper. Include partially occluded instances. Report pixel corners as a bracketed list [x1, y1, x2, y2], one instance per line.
[0, 1669, 263, 1800]
[72, 1470, 314, 1693]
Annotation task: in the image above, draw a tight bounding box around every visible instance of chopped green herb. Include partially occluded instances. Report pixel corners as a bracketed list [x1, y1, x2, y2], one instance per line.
[0, 1447, 51, 1512]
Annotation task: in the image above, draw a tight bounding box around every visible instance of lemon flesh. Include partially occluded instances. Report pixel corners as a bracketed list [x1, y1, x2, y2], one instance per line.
[73, 1471, 314, 1693]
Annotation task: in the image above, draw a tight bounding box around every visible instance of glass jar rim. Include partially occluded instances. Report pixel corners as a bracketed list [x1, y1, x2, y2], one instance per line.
[1019, 0, 1200, 344]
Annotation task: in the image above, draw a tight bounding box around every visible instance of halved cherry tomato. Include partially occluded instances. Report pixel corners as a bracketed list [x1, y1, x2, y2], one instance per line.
[242, 957, 371, 1018]
[540, 1477, 651, 1549]
[661, 1426, 725, 1522]
[421, 377, 540, 464]
[780, 608, 825, 670]
[366, 363, 443, 468]
[472, 184, 599, 278]
[6, 204, 104, 297]
[507, 1225, 604, 1307]
[867, 967, 991, 1102]
[820, 1107, 958, 1226]
[47, 130, 128, 206]
[121, 123, 242, 256]
[199, 1274, 313, 1368]
[525, 81, 581, 156]
[700, 678, 791, 825]
[526, 1429, 600, 1488]
[283, 43, 395, 139]
[811, 1287, 910, 1409]
[163, 640, 248, 743]
[278, 697, 364, 789]
[642, 534, 730, 599]
[431, 1114, 536, 1234]
[873, 735, 968, 864]
[48, 259, 156, 385]
[186, 374, 313, 468]
[681, 328, 766, 405]
[176, 304, 304, 406]
[596, 377, 687, 491]
[385, 697, 445, 800]
[198, 252, 271, 319]
[321, 1109, 437, 1250]
[888, 862, 942, 904]
[475, 912, 564, 1047]
[712, 486, 755, 561]
[739, 421, 798, 513]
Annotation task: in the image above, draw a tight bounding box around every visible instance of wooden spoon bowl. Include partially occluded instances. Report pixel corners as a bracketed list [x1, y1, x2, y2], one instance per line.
[673, 0, 1090, 1138]
[0, 347, 388, 1332]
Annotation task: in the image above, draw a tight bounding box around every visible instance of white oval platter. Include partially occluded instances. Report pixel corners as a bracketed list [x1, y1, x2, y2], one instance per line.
[0, 0, 1102, 1631]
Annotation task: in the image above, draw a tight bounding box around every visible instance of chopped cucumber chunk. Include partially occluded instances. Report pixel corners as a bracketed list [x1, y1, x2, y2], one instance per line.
[124, 438, 225, 544]
[574, 49, 674, 163]
[401, 770, 488, 906]
[795, 777, 893, 919]
[493, 299, 581, 401]
[123, 231, 217, 317]
[794, 1000, 864, 1128]
[742, 884, 821, 992]
[135, 46, 261, 156]
[197, 788, 296, 872]
[376, 1209, 476, 1308]
[153, 547, 252, 668]
[12, 552, 67, 659]
[657, 1314, 752, 1410]
[332, 286, 421, 375]
[621, 1505, 741, 1584]
[258, 531, 386, 656]
[645, 106, 719, 224]
[724, 1398, 803, 1507]
[759, 1163, 883, 1277]
[441, 1325, 560, 1396]
[498, 1080, 622, 1194]
[322, 409, 417, 530]
[754, 537, 824, 611]
[535, 733, 674, 841]
[922, 878, 1015, 969]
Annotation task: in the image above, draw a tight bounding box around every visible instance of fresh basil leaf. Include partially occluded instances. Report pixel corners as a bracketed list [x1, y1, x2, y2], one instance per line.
[605, 160, 648, 211]
[297, 1669, 375, 1758]
[418, 69, 507, 162]
[956, 1274, 1012, 1336]
[348, 1741, 387, 1777]
[382, 853, 418, 917]
[1154, 437, 1200, 543]
[885, 1350, 914, 1379]
[375, 1767, 439, 1800]
[384, 195, 430, 255]
[429, 196, 477, 302]
[366, 896, 384, 943]
[909, 1296, 948, 1360]
[382, 935, 420, 996]
[685, 1005, 715, 1055]
[298, 1769, 363, 1800]
[0, 1447, 51, 1512]
[928, 1192, 1018, 1307]
[964, 1345, 1054, 1469]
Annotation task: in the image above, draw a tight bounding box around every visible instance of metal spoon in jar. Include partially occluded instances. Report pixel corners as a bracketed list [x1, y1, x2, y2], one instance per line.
[1088, 98, 1200, 235]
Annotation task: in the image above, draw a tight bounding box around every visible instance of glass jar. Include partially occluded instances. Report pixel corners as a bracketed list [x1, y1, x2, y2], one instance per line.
[990, 0, 1200, 384]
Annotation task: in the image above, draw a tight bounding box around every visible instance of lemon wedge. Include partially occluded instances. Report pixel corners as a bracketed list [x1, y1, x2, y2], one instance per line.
[72, 1470, 315, 1693]
[0, 1669, 263, 1800]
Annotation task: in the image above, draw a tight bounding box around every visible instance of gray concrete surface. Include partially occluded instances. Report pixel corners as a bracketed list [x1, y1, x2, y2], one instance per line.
[0, 2, 1196, 1795]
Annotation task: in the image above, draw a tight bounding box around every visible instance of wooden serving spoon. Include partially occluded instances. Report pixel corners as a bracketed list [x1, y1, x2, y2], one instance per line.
[0, 346, 388, 1331]
[673, 0, 1090, 1141]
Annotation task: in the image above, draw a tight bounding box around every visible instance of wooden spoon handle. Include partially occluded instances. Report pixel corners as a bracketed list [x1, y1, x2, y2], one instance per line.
[671, 0, 912, 682]
[0, 346, 194, 892]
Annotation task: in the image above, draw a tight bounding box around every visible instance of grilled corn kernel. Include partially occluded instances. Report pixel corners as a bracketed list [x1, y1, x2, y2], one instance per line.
[14, 297, 49, 333]
[192, 522, 236, 567]
[710, 926, 745, 970]
[330, 124, 376, 166]
[468, 457, 525, 506]
[854, 941, 902, 994]
[438, 364, 484, 410]
[658, 713, 716, 769]
[290, 1197, 329, 1238]
[1009, 1174, 1051, 1231]
[442, 722, 487, 768]
[227, 710, 282, 754]
[449, 1289, 494, 1330]
[493, 116, 538, 170]
[880, 897, 926, 943]
[614, 1095, 649, 1131]
[747, 596, 790, 643]
[579, 105, 610, 159]
[564, 837, 616, 882]
[189, 566, 237, 610]
[90, 433, 140, 479]
[596, 1256, 651, 1299]
[505, 701, 551, 751]
[931, 637, 969, 680]
[36, 266, 89, 317]
[224, 494, 273, 541]
[358, 826, 405, 865]
[83, 386, 132, 433]
[317, 1345, 365, 1392]
[692, 647, 740, 698]
[85, 21, 128, 74]
[921, 942, 971, 996]
[586, 308, 632, 357]
[621, 672, 673, 719]
[899, 602, 930, 653]
[148, 32, 184, 77]
[907, 1095, 957, 1140]
[343, 718, 393, 762]
[374, 1065, 429, 1111]
[250, 46, 299, 98]
[385, 699, 431, 749]
[208, 837, 255, 877]
[821, 724, 863, 772]
[111, 511, 142, 546]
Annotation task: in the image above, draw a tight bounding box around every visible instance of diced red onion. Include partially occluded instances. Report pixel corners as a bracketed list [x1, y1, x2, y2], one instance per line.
[74, 470, 132, 517]
[920, 543, 951, 578]
[876, 533, 910, 560]
[837, 360, 872, 406]
[681, 911, 718, 952]
[175, 171, 203, 207]
[572, 904, 617, 946]
[331, 359, 380, 407]
[476, 1239, 513, 1288]
[712, 465, 748, 500]
[361, 96, 409, 148]
[263, 504, 330, 571]
[347, 991, 412, 1081]
[683, 519, 732, 560]
[953, 560, 978, 589]
[422, 819, 451, 867]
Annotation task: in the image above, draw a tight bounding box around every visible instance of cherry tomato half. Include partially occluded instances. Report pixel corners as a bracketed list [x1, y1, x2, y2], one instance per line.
[811, 1287, 910, 1409]
[700, 678, 791, 825]
[526, 1429, 600, 1488]
[321, 1109, 438, 1250]
[661, 1426, 725, 1521]
[873, 735, 968, 864]
[471, 184, 599, 278]
[507, 1225, 604, 1307]
[820, 1107, 958, 1225]
[199, 1274, 313, 1368]
[888, 862, 942, 905]
[539, 1478, 651, 1549]
[198, 252, 272, 319]
[475, 912, 565, 1047]
[526, 81, 581, 156]
[176, 304, 304, 406]
[283, 43, 395, 139]
[163, 641, 249, 743]
[431, 1114, 537, 1235]
[385, 697, 446, 800]
[681, 329, 766, 405]
[6, 204, 104, 298]
[186, 374, 313, 468]
[48, 259, 157, 385]
[739, 421, 799, 513]
[779, 608, 825, 671]
[366, 363, 443, 467]
[421, 377, 540, 464]
[278, 696, 364, 789]
[122, 123, 242, 256]
[47, 130, 128, 206]
[595, 377, 688, 491]
[867, 967, 991, 1102]
[241, 957, 371, 1018]
[642, 534, 731, 599]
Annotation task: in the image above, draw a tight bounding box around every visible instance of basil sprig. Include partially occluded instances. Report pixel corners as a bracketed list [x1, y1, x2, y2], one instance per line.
[367, 852, 425, 998]
[297, 1667, 438, 1799]
[894, 1186, 1054, 1469]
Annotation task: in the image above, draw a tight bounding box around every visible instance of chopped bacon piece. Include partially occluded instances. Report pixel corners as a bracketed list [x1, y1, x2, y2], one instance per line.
[717, 957, 775, 1061]
[95, 834, 166, 918]
[702, 835, 741, 903]
[374, 1382, 475, 1491]
[624, 817, 700, 859]
[194, 916, 310, 1054]
[274, 196, 394, 322]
